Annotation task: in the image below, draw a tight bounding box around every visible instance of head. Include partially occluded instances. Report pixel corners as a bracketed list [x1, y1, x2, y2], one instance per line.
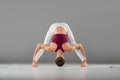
[55, 57, 65, 67]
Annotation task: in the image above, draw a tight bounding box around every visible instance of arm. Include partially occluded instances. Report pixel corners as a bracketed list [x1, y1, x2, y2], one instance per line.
[43, 24, 54, 44]
[62, 23, 86, 62]
[34, 24, 55, 62]
[63, 23, 76, 44]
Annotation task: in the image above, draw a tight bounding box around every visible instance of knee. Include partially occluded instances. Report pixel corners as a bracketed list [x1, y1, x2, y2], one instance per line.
[78, 43, 83, 48]
[73, 43, 83, 49]
[37, 43, 47, 48]
[76, 43, 83, 49]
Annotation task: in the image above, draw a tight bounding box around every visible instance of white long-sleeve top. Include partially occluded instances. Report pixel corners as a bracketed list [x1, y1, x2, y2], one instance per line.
[43, 23, 76, 45]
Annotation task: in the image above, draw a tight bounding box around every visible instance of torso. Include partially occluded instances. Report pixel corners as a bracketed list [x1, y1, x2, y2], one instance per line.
[51, 26, 68, 52]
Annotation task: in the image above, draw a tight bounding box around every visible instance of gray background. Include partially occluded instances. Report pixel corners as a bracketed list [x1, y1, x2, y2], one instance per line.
[0, 0, 120, 64]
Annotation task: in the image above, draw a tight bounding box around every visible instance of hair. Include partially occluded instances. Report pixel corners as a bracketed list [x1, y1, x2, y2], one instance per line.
[55, 57, 65, 67]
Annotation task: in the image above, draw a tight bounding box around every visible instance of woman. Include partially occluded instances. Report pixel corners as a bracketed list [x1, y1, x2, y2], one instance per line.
[32, 23, 87, 67]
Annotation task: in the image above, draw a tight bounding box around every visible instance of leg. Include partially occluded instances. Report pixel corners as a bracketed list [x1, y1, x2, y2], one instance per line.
[62, 42, 87, 67]
[33, 44, 47, 59]
[73, 44, 87, 59]
[73, 43, 87, 67]
[32, 43, 57, 67]
[32, 43, 48, 67]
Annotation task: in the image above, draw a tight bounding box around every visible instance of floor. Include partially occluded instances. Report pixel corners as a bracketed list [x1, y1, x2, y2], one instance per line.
[0, 63, 120, 80]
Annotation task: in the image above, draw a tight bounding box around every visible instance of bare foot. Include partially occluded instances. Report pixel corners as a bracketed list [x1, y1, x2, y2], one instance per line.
[81, 61, 88, 67]
[32, 61, 38, 67]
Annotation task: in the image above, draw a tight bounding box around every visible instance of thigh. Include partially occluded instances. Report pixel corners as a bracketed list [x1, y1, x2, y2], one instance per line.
[44, 42, 57, 52]
[62, 42, 75, 52]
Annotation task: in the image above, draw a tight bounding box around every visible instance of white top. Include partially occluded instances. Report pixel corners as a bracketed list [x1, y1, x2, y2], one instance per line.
[43, 23, 76, 45]
[34, 23, 85, 62]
